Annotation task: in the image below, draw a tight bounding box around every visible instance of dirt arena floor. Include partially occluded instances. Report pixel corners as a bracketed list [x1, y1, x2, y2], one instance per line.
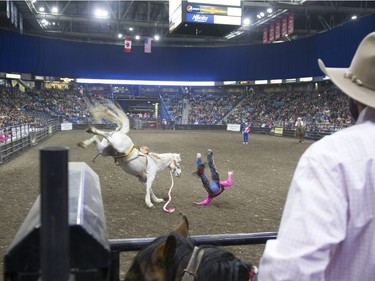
[0, 129, 313, 278]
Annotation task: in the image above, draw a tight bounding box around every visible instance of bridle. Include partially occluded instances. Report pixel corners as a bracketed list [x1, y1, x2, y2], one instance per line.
[180, 246, 256, 281]
[181, 246, 205, 281]
[168, 158, 181, 174]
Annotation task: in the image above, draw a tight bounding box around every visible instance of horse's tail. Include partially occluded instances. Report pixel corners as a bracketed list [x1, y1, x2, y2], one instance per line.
[89, 99, 130, 134]
[107, 101, 130, 134]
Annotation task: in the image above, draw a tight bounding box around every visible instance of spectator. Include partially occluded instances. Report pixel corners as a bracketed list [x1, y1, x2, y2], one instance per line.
[161, 118, 167, 130]
[170, 117, 175, 130]
[259, 32, 375, 280]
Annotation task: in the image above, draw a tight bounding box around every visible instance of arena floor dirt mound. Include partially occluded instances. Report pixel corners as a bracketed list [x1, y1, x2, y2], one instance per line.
[0, 129, 312, 278]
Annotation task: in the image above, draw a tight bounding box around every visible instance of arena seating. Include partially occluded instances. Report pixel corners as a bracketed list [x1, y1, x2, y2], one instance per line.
[0, 84, 353, 134]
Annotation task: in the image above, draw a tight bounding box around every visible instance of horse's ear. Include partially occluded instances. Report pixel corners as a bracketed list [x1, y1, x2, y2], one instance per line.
[174, 215, 189, 237]
[153, 235, 177, 265]
[164, 235, 177, 263]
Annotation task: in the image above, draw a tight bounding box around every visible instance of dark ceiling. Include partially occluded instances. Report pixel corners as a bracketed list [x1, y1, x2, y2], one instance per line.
[1, 1, 375, 47]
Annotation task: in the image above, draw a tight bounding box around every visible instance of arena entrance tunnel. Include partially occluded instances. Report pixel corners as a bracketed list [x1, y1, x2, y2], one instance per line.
[3, 147, 277, 281]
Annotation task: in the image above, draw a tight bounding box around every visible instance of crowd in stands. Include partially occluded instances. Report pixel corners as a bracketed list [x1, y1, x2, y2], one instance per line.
[160, 92, 184, 125]
[226, 87, 353, 132]
[0, 88, 44, 128]
[0, 86, 98, 142]
[0, 86, 109, 127]
[0, 83, 354, 141]
[160, 90, 244, 125]
[186, 92, 243, 125]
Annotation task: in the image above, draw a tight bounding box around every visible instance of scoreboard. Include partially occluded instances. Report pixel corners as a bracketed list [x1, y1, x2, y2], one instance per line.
[169, 0, 242, 37]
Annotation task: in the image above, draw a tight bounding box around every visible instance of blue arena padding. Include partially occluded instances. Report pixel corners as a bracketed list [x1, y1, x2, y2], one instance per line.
[4, 161, 111, 281]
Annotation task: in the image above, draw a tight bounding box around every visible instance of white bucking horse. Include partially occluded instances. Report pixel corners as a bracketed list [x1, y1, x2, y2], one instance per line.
[77, 101, 182, 208]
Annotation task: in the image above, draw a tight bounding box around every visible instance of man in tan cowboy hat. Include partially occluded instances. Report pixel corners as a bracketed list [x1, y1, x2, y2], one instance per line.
[295, 117, 304, 129]
[259, 32, 375, 281]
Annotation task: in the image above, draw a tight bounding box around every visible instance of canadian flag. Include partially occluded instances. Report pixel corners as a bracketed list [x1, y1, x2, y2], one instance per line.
[124, 36, 132, 53]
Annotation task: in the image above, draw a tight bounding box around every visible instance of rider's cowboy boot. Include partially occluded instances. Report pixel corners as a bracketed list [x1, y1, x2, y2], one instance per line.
[196, 195, 213, 205]
[193, 153, 206, 177]
[220, 171, 233, 188]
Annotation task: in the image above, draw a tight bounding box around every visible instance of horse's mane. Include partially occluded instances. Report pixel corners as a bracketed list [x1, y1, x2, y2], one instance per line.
[196, 245, 251, 281]
[125, 215, 253, 281]
[130, 231, 250, 281]
[87, 99, 130, 134]
[151, 153, 180, 161]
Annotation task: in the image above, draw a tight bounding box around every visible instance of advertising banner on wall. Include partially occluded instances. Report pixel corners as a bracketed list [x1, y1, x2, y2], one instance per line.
[187, 0, 241, 6]
[186, 13, 214, 24]
[227, 124, 241, 132]
[275, 20, 281, 40]
[263, 27, 268, 44]
[269, 22, 275, 42]
[274, 127, 284, 136]
[61, 123, 73, 131]
[29, 132, 37, 146]
[288, 12, 295, 34]
[281, 16, 287, 36]
[144, 37, 152, 53]
[170, 0, 241, 36]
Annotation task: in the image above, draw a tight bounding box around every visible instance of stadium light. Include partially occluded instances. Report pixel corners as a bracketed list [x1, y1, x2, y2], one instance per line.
[300, 77, 313, 82]
[254, 80, 268, 85]
[95, 9, 108, 18]
[6, 73, 21, 79]
[75, 78, 215, 86]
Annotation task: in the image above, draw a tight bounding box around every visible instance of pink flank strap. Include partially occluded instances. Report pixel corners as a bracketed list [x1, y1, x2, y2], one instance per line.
[163, 170, 175, 213]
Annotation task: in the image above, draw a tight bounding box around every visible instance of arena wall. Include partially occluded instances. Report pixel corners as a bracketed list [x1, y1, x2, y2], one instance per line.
[1, 14, 375, 81]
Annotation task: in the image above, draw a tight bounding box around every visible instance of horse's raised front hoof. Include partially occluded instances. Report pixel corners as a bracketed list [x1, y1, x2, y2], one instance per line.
[77, 141, 87, 149]
[86, 126, 94, 133]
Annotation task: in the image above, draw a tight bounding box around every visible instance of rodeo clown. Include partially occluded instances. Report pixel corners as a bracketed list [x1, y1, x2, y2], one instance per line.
[193, 149, 233, 205]
[242, 122, 251, 144]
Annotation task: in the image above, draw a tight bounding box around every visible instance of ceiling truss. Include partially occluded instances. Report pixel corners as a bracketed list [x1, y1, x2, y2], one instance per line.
[0, 1, 374, 47]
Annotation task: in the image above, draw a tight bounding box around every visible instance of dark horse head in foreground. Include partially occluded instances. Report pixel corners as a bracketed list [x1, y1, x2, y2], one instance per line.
[124, 216, 255, 281]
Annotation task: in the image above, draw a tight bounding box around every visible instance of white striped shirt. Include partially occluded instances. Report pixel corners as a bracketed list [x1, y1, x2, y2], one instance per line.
[259, 107, 375, 281]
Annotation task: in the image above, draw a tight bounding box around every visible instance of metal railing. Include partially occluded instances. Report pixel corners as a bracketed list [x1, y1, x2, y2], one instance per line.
[108, 232, 277, 281]
[0, 120, 60, 164]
